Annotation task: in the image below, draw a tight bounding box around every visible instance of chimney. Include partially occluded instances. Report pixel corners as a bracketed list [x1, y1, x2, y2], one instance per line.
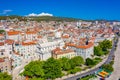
[86, 36, 89, 45]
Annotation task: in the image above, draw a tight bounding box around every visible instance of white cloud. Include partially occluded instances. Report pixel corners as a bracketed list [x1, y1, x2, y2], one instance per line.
[27, 12, 53, 16]
[0, 9, 12, 14]
[27, 13, 38, 16]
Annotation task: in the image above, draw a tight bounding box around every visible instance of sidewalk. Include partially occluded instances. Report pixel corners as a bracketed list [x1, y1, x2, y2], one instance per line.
[106, 38, 120, 80]
[12, 59, 32, 80]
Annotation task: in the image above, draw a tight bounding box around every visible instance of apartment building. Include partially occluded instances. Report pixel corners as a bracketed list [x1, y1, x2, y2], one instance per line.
[52, 47, 76, 59]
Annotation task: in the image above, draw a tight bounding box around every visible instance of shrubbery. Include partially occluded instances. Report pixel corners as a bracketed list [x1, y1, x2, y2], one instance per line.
[21, 56, 84, 79]
[94, 40, 112, 56]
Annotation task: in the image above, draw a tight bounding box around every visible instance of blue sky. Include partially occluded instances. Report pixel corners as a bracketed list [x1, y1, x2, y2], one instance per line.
[0, 0, 120, 20]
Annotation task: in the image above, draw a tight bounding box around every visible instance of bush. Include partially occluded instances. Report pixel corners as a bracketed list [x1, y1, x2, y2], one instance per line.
[85, 58, 95, 66]
[93, 58, 102, 65]
[80, 75, 96, 80]
[110, 61, 114, 65]
[103, 50, 109, 55]
[0, 72, 12, 80]
[68, 67, 81, 74]
[30, 77, 45, 80]
[102, 64, 114, 72]
[58, 57, 71, 71]
[0, 30, 5, 34]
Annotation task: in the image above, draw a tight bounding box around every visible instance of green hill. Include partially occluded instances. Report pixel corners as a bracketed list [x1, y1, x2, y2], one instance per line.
[0, 16, 79, 22]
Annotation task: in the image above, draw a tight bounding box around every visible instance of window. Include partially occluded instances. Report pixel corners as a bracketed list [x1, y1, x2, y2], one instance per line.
[10, 51, 12, 54]
[1, 52, 4, 55]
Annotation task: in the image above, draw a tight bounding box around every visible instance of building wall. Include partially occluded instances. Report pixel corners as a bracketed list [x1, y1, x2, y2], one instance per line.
[8, 35, 20, 41]
[0, 58, 12, 74]
[37, 39, 65, 60]
[11, 53, 22, 67]
[76, 46, 93, 59]
[53, 52, 76, 59]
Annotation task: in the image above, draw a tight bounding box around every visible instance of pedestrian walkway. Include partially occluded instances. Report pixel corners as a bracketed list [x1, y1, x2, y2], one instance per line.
[12, 59, 31, 80]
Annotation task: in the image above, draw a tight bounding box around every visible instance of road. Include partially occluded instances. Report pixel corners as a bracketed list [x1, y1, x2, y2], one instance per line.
[12, 59, 32, 80]
[106, 38, 120, 80]
[64, 37, 118, 80]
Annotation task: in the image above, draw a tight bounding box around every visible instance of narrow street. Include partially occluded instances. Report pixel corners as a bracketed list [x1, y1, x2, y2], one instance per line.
[106, 38, 120, 80]
[12, 59, 31, 80]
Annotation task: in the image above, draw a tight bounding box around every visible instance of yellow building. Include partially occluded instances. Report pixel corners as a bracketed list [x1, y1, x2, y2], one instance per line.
[52, 47, 76, 59]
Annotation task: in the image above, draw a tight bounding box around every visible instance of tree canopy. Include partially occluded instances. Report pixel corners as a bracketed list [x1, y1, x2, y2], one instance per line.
[43, 58, 62, 79]
[21, 61, 44, 78]
[0, 30, 5, 34]
[59, 57, 71, 71]
[99, 40, 112, 51]
[22, 56, 85, 79]
[0, 72, 12, 80]
[94, 46, 104, 56]
[69, 56, 84, 69]
[102, 64, 114, 72]
[85, 58, 95, 66]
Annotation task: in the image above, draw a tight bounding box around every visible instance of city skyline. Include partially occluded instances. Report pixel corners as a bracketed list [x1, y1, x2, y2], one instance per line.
[0, 0, 120, 20]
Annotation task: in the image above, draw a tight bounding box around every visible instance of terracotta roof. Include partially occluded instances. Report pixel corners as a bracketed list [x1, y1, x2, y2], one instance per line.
[76, 42, 94, 49]
[0, 42, 4, 46]
[0, 58, 4, 62]
[26, 31, 37, 34]
[5, 39, 14, 45]
[7, 31, 21, 35]
[52, 47, 74, 55]
[13, 50, 19, 55]
[65, 43, 76, 47]
[62, 34, 70, 39]
[22, 41, 36, 46]
[37, 36, 42, 38]
[0, 34, 4, 36]
[66, 42, 94, 49]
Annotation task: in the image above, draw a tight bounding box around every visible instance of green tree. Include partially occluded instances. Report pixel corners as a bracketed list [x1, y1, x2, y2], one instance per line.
[0, 30, 5, 34]
[69, 56, 84, 69]
[102, 64, 114, 72]
[0, 72, 12, 80]
[43, 58, 62, 79]
[59, 57, 71, 71]
[85, 58, 95, 66]
[69, 59, 76, 69]
[94, 46, 104, 56]
[21, 61, 44, 78]
[68, 67, 81, 74]
[72, 56, 84, 66]
[99, 40, 112, 51]
[30, 77, 45, 80]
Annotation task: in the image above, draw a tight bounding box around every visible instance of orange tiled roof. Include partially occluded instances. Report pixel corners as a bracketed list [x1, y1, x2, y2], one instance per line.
[0, 34, 4, 36]
[5, 39, 14, 45]
[22, 41, 36, 46]
[0, 58, 4, 62]
[65, 43, 76, 47]
[62, 34, 70, 39]
[66, 42, 94, 49]
[37, 36, 42, 38]
[26, 31, 37, 34]
[76, 42, 94, 49]
[7, 31, 21, 35]
[52, 47, 74, 55]
[0, 42, 4, 46]
[13, 50, 19, 55]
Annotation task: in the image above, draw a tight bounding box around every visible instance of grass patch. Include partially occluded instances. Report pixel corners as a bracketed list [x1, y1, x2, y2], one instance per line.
[80, 75, 97, 80]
